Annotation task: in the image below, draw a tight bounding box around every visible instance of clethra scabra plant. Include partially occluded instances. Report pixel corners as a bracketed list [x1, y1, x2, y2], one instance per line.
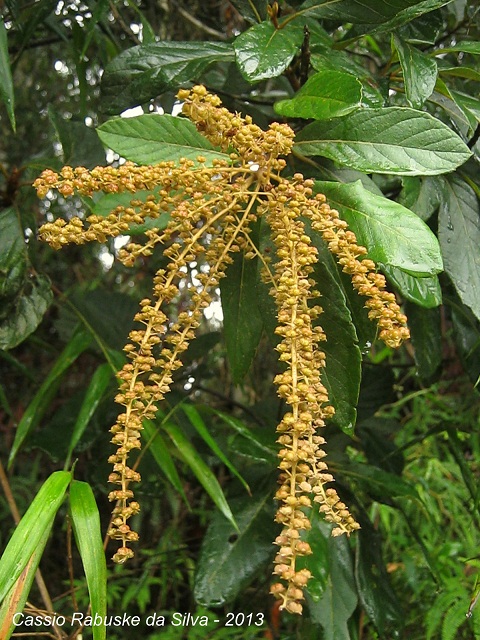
[34, 85, 409, 614]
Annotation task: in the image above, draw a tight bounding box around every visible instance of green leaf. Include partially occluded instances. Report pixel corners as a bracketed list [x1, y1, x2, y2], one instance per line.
[450, 303, 480, 387]
[433, 41, 480, 55]
[69, 481, 107, 640]
[48, 107, 106, 168]
[439, 175, 480, 322]
[315, 180, 443, 277]
[229, 0, 267, 23]
[182, 404, 250, 494]
[306, 520, 357, 639]
[68, 288, 138, 352]
[8, 327, 92, 467]
[355, 523, 403, 637]
[342, 462, 420, 502]
[97, 114, 229, 165]
[296, 108, 472, 175]
[65, 363, 113, 468]
[310, 234, 361, 433]
[143, 419, 190, 505]
[0, 207, 27, 307]
[275, 70, 362, 120]
[296, 0, 452, 32]
[382, 266, 442, 308]
[210, 409, 277, 465]
[392, 35, 437, 108]
[0, 274, 53, 350]
[405, 304, 443, 380]
[0, 19, 15, 132]
[234, 20, 304, 82]
[0, 536, 49, 640]
[0, 471, 71, 603]
[163, 421, 238, 529]
[220, 251, 264, 384]
[194, 490, 276, 607]
[100, 41, 234, 114]
[397, 176, 443, 221]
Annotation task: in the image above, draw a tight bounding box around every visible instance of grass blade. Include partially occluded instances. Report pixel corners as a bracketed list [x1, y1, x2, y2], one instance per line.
[65, 363, 113, 468]
[163, 421, 238, 531]
[182, 404, 250, 494]
[8, 327, 92, 467]
[0, 471, 71, 603]
[69, 480, 107, 640]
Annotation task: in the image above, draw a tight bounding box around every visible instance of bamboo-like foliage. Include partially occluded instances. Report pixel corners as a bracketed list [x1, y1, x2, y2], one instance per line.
[34, 86, 409, 614]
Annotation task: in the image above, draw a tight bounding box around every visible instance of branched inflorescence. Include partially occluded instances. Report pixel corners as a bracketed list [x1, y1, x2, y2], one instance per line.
[34, 86, 409, 609]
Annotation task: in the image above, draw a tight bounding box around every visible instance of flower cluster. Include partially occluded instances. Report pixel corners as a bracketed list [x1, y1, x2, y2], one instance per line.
[34, 86, 409, 607]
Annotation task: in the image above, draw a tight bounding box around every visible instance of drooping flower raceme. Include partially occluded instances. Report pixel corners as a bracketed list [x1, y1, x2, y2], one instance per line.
[34, 85, 409, 612]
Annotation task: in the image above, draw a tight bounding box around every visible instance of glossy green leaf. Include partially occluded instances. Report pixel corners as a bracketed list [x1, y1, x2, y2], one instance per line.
[0, 274, 53, 350]
[220, 251, 264, 384]
[393, 35, 437, 108]
[229, 0, 267, 23]
[194, 490, 276, 606]
[310, 234, 361, 432]
[406, 303, 442, 379]
[0, 471, 71, 603]
[97, 114, 229, 165]
[143, 419, 189, 504]
[296, 0, 452, 32]
[433, 41, 480, 55]
[100, 41, 234, 114]
[182, 404, 250, 493]
[163, 421, 237, 529]
[0, 19, 15, 132]
[306, 519, 357, 639]
[0, 207, 27, 306]
[8, 327, 92, 467]
[397, 176, 443, 221]
[439, 175, 480, 322]
[275, 70, 362, 120]
[439, 66, 480, 83]
[315, 180, 443, 276]
[382, 265, 442, 308]
[234, 20, 304, 82]
[296, 108, 471, 175]
[355, 523, 403, 637]
[69, 481, 107, 640]
[65, 363, 113, 468]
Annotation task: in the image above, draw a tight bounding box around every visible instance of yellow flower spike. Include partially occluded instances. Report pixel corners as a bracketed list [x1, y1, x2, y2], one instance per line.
[34, 85, 409, 611]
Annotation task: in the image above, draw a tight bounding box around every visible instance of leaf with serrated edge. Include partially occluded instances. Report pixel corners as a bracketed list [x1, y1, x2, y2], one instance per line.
[234, 21, 304, 82]
[296, 108, 471, 175]
[194, 491, 276, 606]
[275, 70, 362, 120]
[315, 180, 443, 277]
[97, 114, 229, 165]
[100, 41, 234, 114]
[393, 35, 437, 108]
